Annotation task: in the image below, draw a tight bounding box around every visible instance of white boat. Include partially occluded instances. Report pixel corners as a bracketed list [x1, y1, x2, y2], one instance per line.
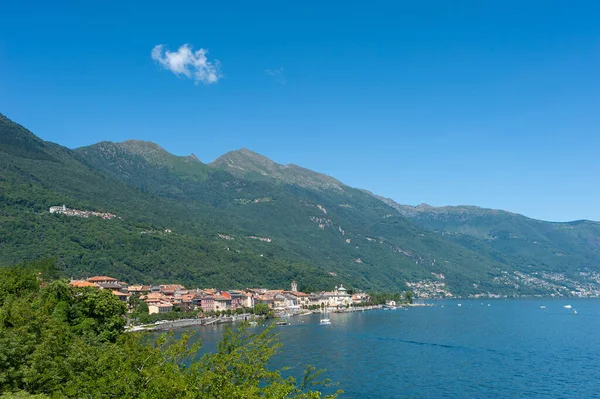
[540, 306, 546, 309]
[457, 303, 462, 307]
[563, 305, 572, 309]
[320, 310, 332, 325]
[573, 309, 578, 315]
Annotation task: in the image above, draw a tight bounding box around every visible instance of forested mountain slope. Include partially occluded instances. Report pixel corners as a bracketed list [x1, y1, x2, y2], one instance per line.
[76, 139, 504, 295]
[2, 112, 599, 297]
[379, 200, 600, 295]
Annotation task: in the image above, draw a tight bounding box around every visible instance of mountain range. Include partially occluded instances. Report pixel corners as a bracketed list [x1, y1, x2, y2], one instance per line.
[1, 112, 599, 297]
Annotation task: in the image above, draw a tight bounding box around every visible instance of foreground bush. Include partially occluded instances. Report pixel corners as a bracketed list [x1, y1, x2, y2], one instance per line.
[0, 265, 340, 398]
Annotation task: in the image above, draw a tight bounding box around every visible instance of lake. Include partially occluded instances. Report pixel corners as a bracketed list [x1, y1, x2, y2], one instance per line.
[177, 299, 600, 398]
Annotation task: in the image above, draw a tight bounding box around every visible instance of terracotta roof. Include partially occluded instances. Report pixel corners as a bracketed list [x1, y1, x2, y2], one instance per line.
[290, 291, 309, 297]
[160, 284, 185, 291]
[70, 280, 99, 288]
[112, 291, 130, 297]
[87, 276, 117, 282]
[128, 285, 147, 292]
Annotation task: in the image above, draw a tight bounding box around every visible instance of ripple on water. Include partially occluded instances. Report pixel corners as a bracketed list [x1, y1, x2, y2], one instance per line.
[180, 299, 600, 399]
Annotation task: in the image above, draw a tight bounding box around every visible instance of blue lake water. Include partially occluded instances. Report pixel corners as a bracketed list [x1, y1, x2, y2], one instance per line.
[178, 299, 600, 398]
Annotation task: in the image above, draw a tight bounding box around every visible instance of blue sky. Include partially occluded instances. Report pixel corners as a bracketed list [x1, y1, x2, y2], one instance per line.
[1, 1, 599, 222]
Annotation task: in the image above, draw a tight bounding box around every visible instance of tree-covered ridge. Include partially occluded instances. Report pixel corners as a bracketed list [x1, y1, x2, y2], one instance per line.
[0, 265, 341, 398]
[73, 135, 509, 295]
[381, 199, 600, 278]
[2, 111, 600, 297]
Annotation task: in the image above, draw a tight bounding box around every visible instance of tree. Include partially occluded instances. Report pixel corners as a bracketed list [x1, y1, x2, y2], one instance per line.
[0, 266, 39, 306]
[253, 303, 271, 316]
[189, 325, 341, 398]
[404, 290, 414, 304]
[0, 265, 341, 398]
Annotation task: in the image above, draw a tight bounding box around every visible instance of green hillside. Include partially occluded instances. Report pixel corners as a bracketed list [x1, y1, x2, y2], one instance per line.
[380, 199, 600, 295]
[75, 138, 506, 295]
[2, 112, 600, 297]
[0, 114, 334, 290]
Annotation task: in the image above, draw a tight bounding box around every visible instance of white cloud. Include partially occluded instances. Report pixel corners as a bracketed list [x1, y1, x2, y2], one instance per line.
[265, 67, 287, 85]
[151, 44, 222, 84]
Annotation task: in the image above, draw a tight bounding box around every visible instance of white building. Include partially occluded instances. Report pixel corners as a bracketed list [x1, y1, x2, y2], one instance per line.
[49, 205, 67, 213]
[148, 303, 173, 314]
[323, 285, 353, 308]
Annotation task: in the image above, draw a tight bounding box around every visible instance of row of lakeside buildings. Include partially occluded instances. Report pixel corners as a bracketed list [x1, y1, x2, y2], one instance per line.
[70, 277, 371, 315]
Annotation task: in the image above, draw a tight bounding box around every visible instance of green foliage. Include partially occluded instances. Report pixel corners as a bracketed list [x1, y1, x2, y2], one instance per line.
[1, 392, 49, 398]
[0, 267, 39, 306]
[253, 303, 271, 316]
[135, 310, 199, 325]
[0, 264, 340, 398]
[368, 292, 405, 305]
[188, 325, 341, 398]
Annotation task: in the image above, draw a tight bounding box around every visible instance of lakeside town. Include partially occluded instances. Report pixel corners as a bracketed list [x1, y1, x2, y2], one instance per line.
[69, 276, 403, 329]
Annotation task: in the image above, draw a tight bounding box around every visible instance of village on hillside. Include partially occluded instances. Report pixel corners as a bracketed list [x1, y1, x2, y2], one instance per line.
[50, 205, 118, 220]
[70, 276, 374, 318]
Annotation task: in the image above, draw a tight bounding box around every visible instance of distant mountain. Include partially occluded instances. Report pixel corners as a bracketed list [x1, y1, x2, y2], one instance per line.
[379, 198, 600, 293]
[76, 138, 503, 296]
[211, 148, 345, 191]
[2, 111, 600, 297]
[76, 140, 211, 199]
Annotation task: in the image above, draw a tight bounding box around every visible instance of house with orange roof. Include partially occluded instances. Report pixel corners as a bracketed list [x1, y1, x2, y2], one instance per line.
[160, 284, 186, 296]
[112, 291, 130, 302]
[70, 280, 99, 288]
[352, 292, 370, 304]
[86, 276, 118, 284]
[143, 292, 167, 305]
[287, 291, 310, 307]
[255, 294, 275, 308]
[213, 295, 231, 311]
[181, 294, 196, 303]
[240, 291, 255, 308]
[128, 285, 150, 295]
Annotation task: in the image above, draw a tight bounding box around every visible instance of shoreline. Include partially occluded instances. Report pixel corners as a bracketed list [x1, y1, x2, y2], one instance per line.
[126, 304, 408, 332]
[126, 313, 261, 332]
